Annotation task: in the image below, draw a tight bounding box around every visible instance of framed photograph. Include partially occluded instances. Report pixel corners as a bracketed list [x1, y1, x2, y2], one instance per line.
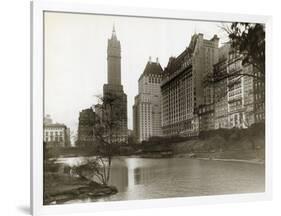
[31, 0, 272, 215]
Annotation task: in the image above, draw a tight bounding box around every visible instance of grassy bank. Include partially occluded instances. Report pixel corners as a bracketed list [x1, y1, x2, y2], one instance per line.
[137, 123, 265, 161]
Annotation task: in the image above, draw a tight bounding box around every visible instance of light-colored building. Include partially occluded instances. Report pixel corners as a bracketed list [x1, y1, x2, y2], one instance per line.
[161, 33, 219, 136]
[133, 58, 163, 142]
[227, 50, 255, 128]
[44, 123, 68, 148]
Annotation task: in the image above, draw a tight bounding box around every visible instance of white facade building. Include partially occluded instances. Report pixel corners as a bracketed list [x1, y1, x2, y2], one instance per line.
[133, 58, 163, 142]
[44, 123, 67, 148]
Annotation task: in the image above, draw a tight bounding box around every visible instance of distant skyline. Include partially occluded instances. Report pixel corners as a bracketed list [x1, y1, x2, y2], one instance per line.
[44, 12, 231, 144]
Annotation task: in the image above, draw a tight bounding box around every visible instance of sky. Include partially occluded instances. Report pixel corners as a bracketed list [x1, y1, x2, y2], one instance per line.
[44, 12, 231, 144]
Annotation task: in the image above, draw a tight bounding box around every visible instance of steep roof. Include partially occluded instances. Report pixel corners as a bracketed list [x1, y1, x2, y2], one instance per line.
[163, 34, 198, 75]
[142, 61, 163, 76]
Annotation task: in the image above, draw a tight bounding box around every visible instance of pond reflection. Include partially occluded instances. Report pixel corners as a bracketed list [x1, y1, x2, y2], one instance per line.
[61, 157, 265, 203]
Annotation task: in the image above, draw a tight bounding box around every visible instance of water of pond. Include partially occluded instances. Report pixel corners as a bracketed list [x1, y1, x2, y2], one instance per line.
[58, 156, 265, 203]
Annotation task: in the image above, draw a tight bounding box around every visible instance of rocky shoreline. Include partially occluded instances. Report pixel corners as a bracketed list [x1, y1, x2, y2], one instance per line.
[44, 173, 118, 205]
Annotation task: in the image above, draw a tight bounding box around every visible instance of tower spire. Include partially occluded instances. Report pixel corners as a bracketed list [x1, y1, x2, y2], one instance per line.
[112, 24, 117, 39]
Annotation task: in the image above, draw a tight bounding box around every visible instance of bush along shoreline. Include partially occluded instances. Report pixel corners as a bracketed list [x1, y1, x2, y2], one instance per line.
[43, 162, 118, 205]
[135, 123, 265, 162]
[51, 123, 265, 163]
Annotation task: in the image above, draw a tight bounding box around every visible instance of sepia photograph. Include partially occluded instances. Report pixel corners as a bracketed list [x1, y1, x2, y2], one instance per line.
[42, 11, 266, 206]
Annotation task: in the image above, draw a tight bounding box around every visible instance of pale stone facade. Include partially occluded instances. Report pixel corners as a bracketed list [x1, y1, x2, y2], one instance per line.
[161, 33, 219, 136]
[44, 123, 67, 148]
[133, 58, 163, 142]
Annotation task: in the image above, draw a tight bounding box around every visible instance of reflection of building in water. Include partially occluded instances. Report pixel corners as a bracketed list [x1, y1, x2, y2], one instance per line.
[134, 167, 156, 185]
[109, 166, 128, 191]
[134, 167, 142, 185]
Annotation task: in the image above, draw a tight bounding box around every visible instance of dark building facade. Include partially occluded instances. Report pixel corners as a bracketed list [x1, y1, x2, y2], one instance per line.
[77, 107, 96, 147]
[198, 103, 215, 131]
[253, 70, 265, 123]
[213, 44, 230, 129]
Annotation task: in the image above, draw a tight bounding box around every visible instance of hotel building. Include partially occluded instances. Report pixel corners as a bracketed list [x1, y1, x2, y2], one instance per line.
[161, 33, 219, 136]
[133, 58, 163, 142]
[213, 44, 230, 129]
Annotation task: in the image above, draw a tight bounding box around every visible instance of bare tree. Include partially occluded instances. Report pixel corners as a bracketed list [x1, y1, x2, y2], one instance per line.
[72, 157, 108, 185]
[89, 93, 126, 185]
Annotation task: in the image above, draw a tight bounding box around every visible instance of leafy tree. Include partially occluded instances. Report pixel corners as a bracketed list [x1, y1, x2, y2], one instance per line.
[204, 22, 265, 87]
[227, 22, 265, 81]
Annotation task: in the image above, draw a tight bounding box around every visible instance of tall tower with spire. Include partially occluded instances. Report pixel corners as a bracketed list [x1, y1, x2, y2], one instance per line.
[107, 25, 121, 85]
[103, 26, 128, 143]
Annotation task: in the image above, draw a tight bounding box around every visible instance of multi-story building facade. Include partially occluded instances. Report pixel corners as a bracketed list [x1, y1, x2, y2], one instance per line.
[198, 103, 215, 131]
[161, 33, 219, 136]
[213, 45, 264, 130]
[44, 122, 68, 148]
[160, 34, 264, 135]
[77, 107, 96, 147]
[102, 26, 128, 143]
[253, 70, 265, 123]
[133, 58, 163, 142]
[213, 44, 230, 129]
[227, 50, 255, 128]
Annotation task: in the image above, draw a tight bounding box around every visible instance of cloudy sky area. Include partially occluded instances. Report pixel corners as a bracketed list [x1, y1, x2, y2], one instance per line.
[44, 12, 231, 143]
